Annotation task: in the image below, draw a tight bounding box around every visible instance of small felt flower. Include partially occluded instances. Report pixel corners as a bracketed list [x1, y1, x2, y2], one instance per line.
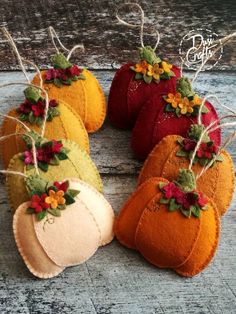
[152, 63, 164, 81]
[30, 193, 50, 213]
[178, 97, 194, 114]
[198, 193, 208, 207]
[190, 95, 202, 106]
[197, 143, 217, 159]
[51, 140, 63, 154]
[24, 150, 33, 165]
[49, 99, 59, 107]
[166, 92, 182, 108]
[182, 138, 196, 152]
[67, 65, 81, 76]
[19, 100, 32, 114]
[134, 61, 148, 74]
[54, 181, 69, 193]
[163, 182, 181, 199]
[161, 61, 173, 73]
[45, 189, 66, 209]
[45, 68, 59, 81]
[31, 102, 45, 117]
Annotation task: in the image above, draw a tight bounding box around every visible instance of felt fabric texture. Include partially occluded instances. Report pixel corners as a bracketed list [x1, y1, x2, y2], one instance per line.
[0, 101, 89, 168]
[68, 179, 114, 246]
[7, 139, 103, 212]
[138, 135, 235, 216]
[33, 197, 101, 267]
[174, 199, 220, 277]
[32, 69, 106, 133]
[108, 63, 181, 129]
[135, 193, 201, 269]
[114, 177, 168, 249]
[13, 202, 64, 279]
[132, 95, 221, 159]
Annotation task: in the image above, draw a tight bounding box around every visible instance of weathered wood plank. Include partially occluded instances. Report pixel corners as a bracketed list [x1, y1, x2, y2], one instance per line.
[0, 0, 235, 70]
[0, 70, 236, 313]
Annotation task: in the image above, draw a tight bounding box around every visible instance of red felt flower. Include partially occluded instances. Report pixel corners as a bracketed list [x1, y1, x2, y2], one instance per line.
[182, 138, 196, 152]
[19, 100, 32, 114]
[68, 65, 81, 76]
[51, 140, 63, 153]
[23, 150, 33, 165]
[45, 68, 60, 81]
[198, 193, 208, 207]
[54, 181, 69, 192]
[30, 193, 50, 213]
[31, 100, 45, 117]
[197, 143, 217, 159]
[163, 182, 181, 199]
[49, 99, 58, 107]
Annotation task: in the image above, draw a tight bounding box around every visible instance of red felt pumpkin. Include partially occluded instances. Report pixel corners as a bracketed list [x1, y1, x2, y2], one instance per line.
[131, 78, 221, 159]
[108, 46, 181, 129]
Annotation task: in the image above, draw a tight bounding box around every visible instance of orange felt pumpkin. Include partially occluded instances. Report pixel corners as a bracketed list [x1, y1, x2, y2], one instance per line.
[32, 58, 106, 133]
[0, 91, 89, 168]
[115, 170, 220, 277]
[138, 127, 235, 216]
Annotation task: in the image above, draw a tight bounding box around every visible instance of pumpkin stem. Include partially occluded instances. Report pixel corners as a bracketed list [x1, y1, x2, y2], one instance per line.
[188, 124, 210, 142]
[24, 86, 42, 103]
[177, 77, 195, 98]
[139, 46, 161, 65]
[51, 53, 72, 70]
[26, 174, 51, 197]
[175, 169, 196, 193]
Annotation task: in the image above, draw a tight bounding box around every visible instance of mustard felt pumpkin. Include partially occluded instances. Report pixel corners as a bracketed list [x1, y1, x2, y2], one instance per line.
[13, 176, 114, 279]
[0, 86, 89, 168]
[138, 124, 235, 216]
[32, 53, 106, 133]
[7, 134, 103, 212]
[115, 170, 220, 277]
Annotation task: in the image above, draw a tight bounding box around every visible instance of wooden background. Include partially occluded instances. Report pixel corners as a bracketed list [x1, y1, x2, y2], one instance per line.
[0, 1, 236, 313]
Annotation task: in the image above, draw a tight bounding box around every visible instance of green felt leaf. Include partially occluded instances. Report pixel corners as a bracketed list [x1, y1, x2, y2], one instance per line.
[52, 53, 72, 70]
[134, 73, 143, 80]
[180, 208, 191, 218]
[201, 105, 209, 114]
[159, 182, 167, 189]
[191, 206, 201, 218]
[175, 108, 181, 117]
[35, 117, 43, 126]
[57, 152, 68, 160]
[169, 198, 180, 211]
[176, 150, 188, 157]
[165, 103, 174, 112]
[48, 208, 61, 217]
[19, 113, 28, 121]
[28, 111, 36, 124]
[61, 147, 70, 154]
[36, 211, 47, 221]
[24, 86, 41, 103]
[143, 74, 153, 84]
[78, 73, 86, 80]
[38, 161, 49, 172]
[216, 155, 224, 162]
[54, 78, 63, 88]
[160, 198, 170, 204]
[130, 66, 136, 71]
[168, 70, 175, 77]
[176, 138, 183, 145]
[62, 79, 72, 85]
[26, 164, 34, 171]
[160, 72, 171, 80]
[58, 204, 66, 210]
[64, 193, 76, 205]
[26, 207, 35, 214]
[49, 155, 60, 166]
[67, 189, 80, 198]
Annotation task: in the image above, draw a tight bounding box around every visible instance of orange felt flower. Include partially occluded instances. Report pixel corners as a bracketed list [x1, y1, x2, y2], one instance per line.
[148, 63, 164, 81]
[134, 61, 148, 75]
[190, 95, 202, 106]
[161, 61, 173, 73]
[45, 190, 65, 209]
[166, 92, 182, 109]
[178, 97, 194, 114]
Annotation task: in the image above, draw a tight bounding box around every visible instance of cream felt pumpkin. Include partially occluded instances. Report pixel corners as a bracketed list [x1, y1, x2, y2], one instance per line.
[13, 176, 114, 279]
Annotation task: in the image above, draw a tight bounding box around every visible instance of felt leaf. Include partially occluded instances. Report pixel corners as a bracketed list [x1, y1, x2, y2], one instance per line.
[38, 161, 49, 172]
[57, 152, 68, 160]
[35, 117, 43, 126]
[24, 86, 41, 103]
[169, 198, 180, 211]
[143, 75, 153, 84]
[160, 198, 170, 204]
[47, 208, 61, 217]
[49, 155, 60, 165]
[191, 206, 200, 218]
[160, 72, 171, 80]
[201, 105, 209, 114]
[64, 193, 76, 205]
[36, 211, 47, 221]
[78, 73, 86, 80]
[168, 70, 175, 77]
[165, 103, 174, 112]
[54, 78, 63, 88]
[28, 111, 36, 124]
[58, 204, 66, 210]
[19, 113, 28, 121]
[67, 189, 80, 198]
[135, 73, 143, 80]
[159, 182, 167, 189]
[62, 79, 72, 85]
[180, 208, 191, 218]
[216, 155, 224, 162]
[176, 150, 188, 157]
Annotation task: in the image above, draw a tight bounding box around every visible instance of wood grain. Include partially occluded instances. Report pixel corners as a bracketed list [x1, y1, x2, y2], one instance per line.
[0, 0, 235, 70]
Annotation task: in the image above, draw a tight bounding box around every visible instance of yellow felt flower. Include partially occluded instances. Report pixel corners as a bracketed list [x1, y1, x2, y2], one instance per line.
[166, 92, 182, 108]
[190, 95, 202, 106]
[45, 189, 66, 209]
[178, 97, 194, 114]
[161, 61, 173, 73]
[148, 63, 164, 80]
[134, 61, 148, 75]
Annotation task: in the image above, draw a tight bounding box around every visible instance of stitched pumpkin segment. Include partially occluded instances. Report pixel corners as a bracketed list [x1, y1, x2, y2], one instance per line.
[32, 69, 106, 133]
[138, 134, 235, 216]
[135, 193, 201, 268]
[132, 93, 221, 160]
[13, 202, 64, 279]
[174, 199, 220, 277]
[114, 177, 168, 249]
[0, 100, 89, 168]
[7, 139, 103, 212]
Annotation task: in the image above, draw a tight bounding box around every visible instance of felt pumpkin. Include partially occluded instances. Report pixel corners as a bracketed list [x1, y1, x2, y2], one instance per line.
[13, 176, 114, 279]
[115, 170, 220, 277]
[138, 125, 235, 215]
[0, 86, 89, 168]
[108, 46, 181, 129]
[32, 53, 106, 133]
[131, 77, 221, 159]
[7, 133, 103, 211]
